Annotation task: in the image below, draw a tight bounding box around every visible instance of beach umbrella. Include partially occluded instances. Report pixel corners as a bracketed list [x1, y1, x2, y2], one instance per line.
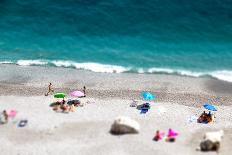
[8, 110, 17, 119]
[142, 92, 155, 101]
[203, 103, 217, 111]
[54, 92, 66, 99]
[70, 90, 84, 98]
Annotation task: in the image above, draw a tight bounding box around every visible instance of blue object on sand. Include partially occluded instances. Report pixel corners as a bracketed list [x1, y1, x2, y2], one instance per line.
[140, 108, 149, 114]
[203, 103, 217, 111]
[142, 92, 155, 101]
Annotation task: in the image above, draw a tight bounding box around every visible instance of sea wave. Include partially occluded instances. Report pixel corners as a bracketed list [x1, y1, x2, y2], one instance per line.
[0, 61, 14, 64]
[147, 68, 232, 82]
[16, 60, 48, 66]
[210, 71, 232, 83]
[51, 60, 129, 73]
[147, 67, 205, 77]
[1, 60, 232, 83]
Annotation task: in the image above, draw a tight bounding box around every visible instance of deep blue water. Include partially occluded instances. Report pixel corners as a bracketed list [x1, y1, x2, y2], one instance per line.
[0, 0, 232, 81]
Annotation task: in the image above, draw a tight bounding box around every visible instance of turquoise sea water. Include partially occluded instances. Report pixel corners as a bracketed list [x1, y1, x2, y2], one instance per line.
[0, 0, 232, 82]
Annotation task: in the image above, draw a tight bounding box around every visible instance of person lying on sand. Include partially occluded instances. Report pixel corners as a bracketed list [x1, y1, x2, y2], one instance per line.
[69, 104, 76, 112]
[60, 103, 69, 113]
[53, 105, 60, 111]
[45, 83, 54, 96]
[153, 130, 164, 141]
[166, 129, 178, 142]
[62, 99, 66, 105]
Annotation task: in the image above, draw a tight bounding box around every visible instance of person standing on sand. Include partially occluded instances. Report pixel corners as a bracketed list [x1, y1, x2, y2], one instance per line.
[83, 86, 86, 97]
[3, 110, 8, 124]
[45, 83, 54, 96]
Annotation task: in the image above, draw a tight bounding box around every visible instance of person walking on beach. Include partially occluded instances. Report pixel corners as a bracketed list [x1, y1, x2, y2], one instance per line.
[3, 110, 8, 124]
[83, 86, 86, 97]
[45, 83, 54, 96]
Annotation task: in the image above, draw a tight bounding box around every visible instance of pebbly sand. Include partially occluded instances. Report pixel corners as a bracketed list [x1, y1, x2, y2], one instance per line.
[0, 64, 232, 155]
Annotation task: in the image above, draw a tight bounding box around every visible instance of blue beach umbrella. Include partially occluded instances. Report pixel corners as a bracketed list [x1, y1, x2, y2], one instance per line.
[203, 103, 217, 111]
[142, 92, 155, 101]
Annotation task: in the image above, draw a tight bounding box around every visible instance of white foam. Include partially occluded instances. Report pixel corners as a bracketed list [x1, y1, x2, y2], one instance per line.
[51, 60, 74, 67]
[148, 67, 232, 82]
[138, 68, 145, 73]
[210, 70, 232, 83]
[147, 67, 205, 77]
[51, 60, 129, 73]
[5, 59, 232, 83]
[73, 62, 129, 73]
[17, 60, 48, 66]
[148, 67, 175, 74]
[0, 61, 13, 64]
[176, 70, 205, 77]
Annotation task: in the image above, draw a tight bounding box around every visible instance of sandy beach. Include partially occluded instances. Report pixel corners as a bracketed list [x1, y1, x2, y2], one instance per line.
[0, 64, 232, 155]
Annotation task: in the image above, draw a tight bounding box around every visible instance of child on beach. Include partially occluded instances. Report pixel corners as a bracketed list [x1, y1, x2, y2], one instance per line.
[45, 83, 54, 96]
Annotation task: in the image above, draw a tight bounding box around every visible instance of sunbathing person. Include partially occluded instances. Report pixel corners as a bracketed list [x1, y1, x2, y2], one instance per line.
[60, 103, 69, 113]
[69, 104, 76, 112]
[62, 99, 66, 105]
[206, 111, 213, 123]
[153, 130, 164, 141]
[53, 105, 60, 112]
[166, 129, 178, 142]
[198, 111, 206, 123]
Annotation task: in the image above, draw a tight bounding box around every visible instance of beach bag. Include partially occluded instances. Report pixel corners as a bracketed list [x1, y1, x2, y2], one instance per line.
[18, 120, 28, 127]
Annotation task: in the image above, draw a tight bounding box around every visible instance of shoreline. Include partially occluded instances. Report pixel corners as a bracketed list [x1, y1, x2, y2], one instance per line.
[0, 64, 232, 106]
[1, 60, 232, 83]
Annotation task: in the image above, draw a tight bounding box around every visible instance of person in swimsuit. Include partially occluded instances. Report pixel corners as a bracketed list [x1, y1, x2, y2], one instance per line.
[83, 86, 86, 97]
[3, 110, 8, 124]
[45, 83, 54, 96]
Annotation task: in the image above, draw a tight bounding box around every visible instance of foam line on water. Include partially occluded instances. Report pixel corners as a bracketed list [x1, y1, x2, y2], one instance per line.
[1, 59, 232, 82]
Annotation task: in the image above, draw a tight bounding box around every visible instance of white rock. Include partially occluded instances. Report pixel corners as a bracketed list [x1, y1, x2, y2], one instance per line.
[204, 130, 224, 143]
[110, 116, 140, 135]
